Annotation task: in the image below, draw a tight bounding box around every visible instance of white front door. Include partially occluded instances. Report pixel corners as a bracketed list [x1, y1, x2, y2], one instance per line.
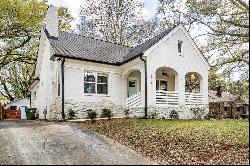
[128, 79, 138, 97]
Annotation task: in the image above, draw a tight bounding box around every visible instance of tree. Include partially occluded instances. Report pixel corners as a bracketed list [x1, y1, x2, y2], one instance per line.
[0, 63, 34, 100]
[0, 0, 73, 101]
[173, 0, 248, 76]
[0, 0, 73, 69]
[77, 15, 96, 37]
[79, 0, 146, 45]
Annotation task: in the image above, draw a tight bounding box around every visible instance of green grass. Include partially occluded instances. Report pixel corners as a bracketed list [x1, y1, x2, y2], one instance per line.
[82, 119, 249, 165]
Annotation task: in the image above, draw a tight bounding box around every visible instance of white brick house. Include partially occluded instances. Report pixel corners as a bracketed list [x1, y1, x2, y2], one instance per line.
[29, 6, 210, 120]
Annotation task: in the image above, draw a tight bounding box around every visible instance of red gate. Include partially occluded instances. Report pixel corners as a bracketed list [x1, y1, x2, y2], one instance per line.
[5, 108, 21, 119]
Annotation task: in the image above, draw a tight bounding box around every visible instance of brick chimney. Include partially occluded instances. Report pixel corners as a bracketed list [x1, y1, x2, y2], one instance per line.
[216, 85, 223, 97]
[45, 5, 58, 38]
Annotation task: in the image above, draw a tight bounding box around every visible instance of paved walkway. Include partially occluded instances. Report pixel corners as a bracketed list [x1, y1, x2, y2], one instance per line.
[0, 120, 155, 165]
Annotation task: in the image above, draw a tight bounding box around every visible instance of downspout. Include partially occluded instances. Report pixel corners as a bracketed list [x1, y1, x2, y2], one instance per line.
[29, 93, 31, 108]
[140, 55, 147, 118]
[61, 58, 65, 121]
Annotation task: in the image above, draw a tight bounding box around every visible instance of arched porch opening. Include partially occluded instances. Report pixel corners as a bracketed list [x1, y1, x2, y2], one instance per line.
[155, 67, 179, 106]
[185, 72, 203, 93]
[155, 67, 179, 91]
[124, 69, 142, 109]
[185, 72, 204, 106]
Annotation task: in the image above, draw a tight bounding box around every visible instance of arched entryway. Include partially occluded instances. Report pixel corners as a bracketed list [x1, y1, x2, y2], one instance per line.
[185, 72, 203, 105]
[185, 72, 202, 93]
[124, 69, 142, 109]
[126, 70, 141, 97]
[155, 67, 178, 91]
[155, 67, 179, 106]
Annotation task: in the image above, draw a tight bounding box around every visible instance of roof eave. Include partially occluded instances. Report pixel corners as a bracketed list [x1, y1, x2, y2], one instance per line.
[52, 54, 122, 66]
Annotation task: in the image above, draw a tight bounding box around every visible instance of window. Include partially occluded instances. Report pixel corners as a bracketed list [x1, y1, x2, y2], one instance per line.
[57, 70, 61, 96]
[178, 40, 183, 53]
[156, 80, 168, 91]
[84, 71, 96, 94]
[84, 70, 108, 94]
[33, 91, 36, 98]
[97, 73, 108, 94]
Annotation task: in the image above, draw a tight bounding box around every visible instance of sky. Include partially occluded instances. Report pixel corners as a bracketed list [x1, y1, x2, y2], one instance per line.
[48, 0, 158, 29]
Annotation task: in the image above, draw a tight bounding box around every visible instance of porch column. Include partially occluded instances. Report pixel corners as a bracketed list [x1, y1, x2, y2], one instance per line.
[202, 73, 209, 105]
[140, 69, 145, 108]
[178, 73, 185, 105]
[121, 75, 128, 108]
[147, 69, 156, 107]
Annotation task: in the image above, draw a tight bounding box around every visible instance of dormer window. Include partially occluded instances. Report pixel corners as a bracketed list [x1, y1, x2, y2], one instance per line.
[178, 40, 183, 53]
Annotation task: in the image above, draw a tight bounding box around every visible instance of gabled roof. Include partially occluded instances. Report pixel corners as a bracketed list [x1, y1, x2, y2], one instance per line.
[208, 91, 246, 104]
[47, 29, 131, 65]
[45, 26, 176, 65]
[46, 24, 209, 66]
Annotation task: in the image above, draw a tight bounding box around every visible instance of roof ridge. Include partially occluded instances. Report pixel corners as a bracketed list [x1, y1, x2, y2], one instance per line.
[59, 31, 133, 49]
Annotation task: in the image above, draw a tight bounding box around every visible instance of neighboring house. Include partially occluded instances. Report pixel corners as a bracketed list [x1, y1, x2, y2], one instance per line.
[209, 86, 249, 119]
[5, 98, 30, 120]
[5, 98, 30, 110]
[28, 6, 210, 120]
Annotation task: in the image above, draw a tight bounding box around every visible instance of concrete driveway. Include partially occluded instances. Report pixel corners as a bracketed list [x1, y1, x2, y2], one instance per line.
[0, 120, 155, 165]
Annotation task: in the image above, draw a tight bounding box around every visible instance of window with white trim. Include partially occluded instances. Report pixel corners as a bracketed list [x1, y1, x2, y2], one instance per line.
[97, 73, 108, 94]
[178, 40, 183, 53]
[33, 90, 36, 98]
[84, 70, 108, 94]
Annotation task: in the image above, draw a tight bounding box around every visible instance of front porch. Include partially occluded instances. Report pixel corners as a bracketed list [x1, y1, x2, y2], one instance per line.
[125, 67, 206, 110]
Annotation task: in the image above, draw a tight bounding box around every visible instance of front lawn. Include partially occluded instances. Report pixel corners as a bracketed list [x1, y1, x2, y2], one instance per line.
[79, 119, 249, 165]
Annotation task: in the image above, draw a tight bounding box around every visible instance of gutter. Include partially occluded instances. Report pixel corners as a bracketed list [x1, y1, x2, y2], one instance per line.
[61, 58, 66, 121]
[140, 55, 147, 118]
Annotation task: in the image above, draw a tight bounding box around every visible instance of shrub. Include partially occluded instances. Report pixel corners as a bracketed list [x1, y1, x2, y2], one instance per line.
[191, 106, 206, 119]
[68, 109, 77, 119]
[169, 110, 179, 119]
[101, 108, 113, 120]
[124, 109, 130, 118]
[204, 111, 216, 120]
[148, 110, 159, 119]
[87, 109, 97, 123]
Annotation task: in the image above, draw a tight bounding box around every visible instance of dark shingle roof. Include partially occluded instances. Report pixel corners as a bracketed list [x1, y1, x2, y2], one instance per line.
[46, 26, 175, 65]
[124, 26, 176, 62]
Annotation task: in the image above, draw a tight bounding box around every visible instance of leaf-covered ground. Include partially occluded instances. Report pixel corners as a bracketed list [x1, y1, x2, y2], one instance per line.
[79, 119, 249, 165]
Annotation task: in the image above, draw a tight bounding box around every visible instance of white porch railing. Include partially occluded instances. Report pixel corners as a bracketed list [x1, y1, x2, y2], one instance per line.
[156, 90, 179, 106]
[185, 92, 203, 106]
[126, 92, 142, 109]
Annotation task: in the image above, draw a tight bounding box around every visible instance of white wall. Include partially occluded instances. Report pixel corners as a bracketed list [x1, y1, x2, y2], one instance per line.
[146, 26, 209, 107]
[63, 58, 145, 110]
[6, 98, 30, 109]
[30, 30, 60, 119]
[64, 59, 123, 107]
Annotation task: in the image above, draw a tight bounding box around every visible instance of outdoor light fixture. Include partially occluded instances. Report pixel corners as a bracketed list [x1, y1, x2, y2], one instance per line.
[161, 70, 169, 77]
[191, 73, 196, 80]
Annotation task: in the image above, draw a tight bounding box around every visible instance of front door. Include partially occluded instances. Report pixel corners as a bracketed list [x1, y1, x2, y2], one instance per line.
[128, 79, 138, 97]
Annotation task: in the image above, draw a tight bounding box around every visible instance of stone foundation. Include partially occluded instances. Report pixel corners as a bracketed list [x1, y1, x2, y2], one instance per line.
[62, 99, 126, 120]
[47, 99, 209, 120]
[147, 104, 209, 119]
[127, 107, 145, 118]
